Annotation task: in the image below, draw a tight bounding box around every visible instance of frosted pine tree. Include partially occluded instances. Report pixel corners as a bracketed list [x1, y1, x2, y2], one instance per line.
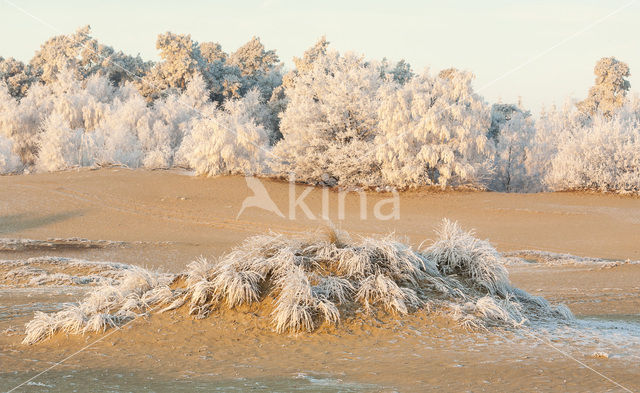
[0, 57, 34, 98]
[30, 25, 149, 87]
[577, 57, 630, 118]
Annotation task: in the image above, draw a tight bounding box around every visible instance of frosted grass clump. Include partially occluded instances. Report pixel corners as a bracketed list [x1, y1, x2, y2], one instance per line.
[22, 266, 174, 344]
[22, 220, 572, 344]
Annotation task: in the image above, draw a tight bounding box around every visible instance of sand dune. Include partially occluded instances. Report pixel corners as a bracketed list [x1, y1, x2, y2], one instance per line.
[1, 169, 639, 392]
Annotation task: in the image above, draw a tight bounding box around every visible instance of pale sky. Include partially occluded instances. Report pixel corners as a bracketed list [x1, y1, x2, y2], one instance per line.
[0, 0, 638, 112]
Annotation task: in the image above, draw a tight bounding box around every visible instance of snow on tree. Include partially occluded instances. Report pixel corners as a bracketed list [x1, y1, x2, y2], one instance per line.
[229, 36, 279, 78]
[49, 70, 116, 131]
[4, 28, 640, 196]
[0, 81, 50, 166]
[91, 93, 145, 168]
[0, 82, 21, 145]
[268, 37, 331, 145]
[0, 134, 21, 174]
[272, 49, 384, 186]
[490, 110, 538, 192]
[229, 36, 283, 107]
[286, 37, 329, 87]
[375, 68, 492, 189]
[138, 74, 209, 168]
[36, 112, 95, 172]
[176, 89, 270, 176]
[30, 25, 149, 88]
[518, 102, 581, 192]
[200, 42, 227, 64]
[0, 57, 34, 98]
[31, 70, 135, 170]
[379, 58, 414, 85]
[137, 32, 280, 107]
[577, 57, 630, 118]
[488, 102, 529, 140]
[138, 32, 204, 99]
[545, 100, 640, 193]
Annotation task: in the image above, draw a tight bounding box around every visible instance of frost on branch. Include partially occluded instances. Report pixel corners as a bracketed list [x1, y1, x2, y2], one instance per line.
[375, 69, 492, 188]
[272, 49, 385, 187]
[176, 89, 271, 176]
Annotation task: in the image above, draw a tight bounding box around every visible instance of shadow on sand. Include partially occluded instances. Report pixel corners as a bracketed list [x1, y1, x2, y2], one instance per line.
[0, 211, 84, 235]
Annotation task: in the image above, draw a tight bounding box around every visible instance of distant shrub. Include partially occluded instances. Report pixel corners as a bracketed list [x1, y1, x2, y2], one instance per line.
[176, 89, 271, 176]
[271, 50, 384, 187]
[376, 69, 492, 188]
[2, 29, 640, 196]
[545, 103, 640, 193]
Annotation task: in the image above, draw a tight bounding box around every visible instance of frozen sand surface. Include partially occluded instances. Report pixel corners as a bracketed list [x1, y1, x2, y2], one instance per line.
[1, 169, 639, 392]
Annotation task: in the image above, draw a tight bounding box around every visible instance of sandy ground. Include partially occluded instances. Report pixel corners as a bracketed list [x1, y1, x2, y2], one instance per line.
[1, 168, 639, 392]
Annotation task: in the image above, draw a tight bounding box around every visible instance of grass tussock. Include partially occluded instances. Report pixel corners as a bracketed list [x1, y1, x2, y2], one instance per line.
[22, 220, 572, 344]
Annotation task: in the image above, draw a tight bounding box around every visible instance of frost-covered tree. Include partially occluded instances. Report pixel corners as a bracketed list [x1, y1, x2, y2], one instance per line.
[375, 69, 492, 188]
[176, 89, 270, 176]
[36, 112, 95, 172]
[545, 100, 640, 193]
[380, 58, 414, 85]
[28, 70, 138, 169]
[0, 80, 50, 166]
[521, 103, 582, 191]
[229, 36, 283, 105]
[488, 102, 530, 140]
[138, 32, 203, 99]
[0, 57, 34, 98]
[272, 50, 385, 186]
[268, 37, 331, 145]
[138, 74, 209, 168]
[138, 32, 280, 108]
[0, 134, 21, 174]
[490, 111, 537, 192]
[281, 36, 330, 90]
[229, 36, 279, 78]
[200, 41, 227, 64]
[577, 57, 630, 118]
[0, 82, 21, 145]
[30, 25, 150, 88]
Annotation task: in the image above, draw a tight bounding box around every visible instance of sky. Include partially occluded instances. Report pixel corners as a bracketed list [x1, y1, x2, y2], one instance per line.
[0, 0, 638, 112]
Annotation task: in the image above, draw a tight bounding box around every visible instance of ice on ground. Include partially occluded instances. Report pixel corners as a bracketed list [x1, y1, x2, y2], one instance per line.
[1, 256, 140, 287]
[503, 250, 639, 268]
[0, 238, 126, 252]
